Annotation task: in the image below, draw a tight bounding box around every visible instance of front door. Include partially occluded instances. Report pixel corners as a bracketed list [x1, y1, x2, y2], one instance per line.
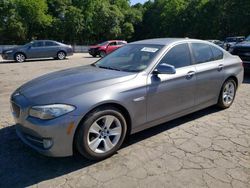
[106, 42, 118, 54]
[147, 43, 196, 122]
[27, 41, 46, 58]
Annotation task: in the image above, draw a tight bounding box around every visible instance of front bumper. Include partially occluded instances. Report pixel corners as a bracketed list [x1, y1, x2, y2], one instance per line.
[2, 53, 14, 60]
[11, 94, 81, 157]
[88, 48, 99, 56]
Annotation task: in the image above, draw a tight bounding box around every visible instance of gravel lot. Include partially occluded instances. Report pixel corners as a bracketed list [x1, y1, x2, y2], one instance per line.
[0, 53, 250, 188]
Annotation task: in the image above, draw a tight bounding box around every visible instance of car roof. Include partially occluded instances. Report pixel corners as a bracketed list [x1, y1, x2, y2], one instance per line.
[225, 36, 245, 39]
[32, 40, 58, 43]
[108, 40, 126, 43]
[130, 38, 207, 46]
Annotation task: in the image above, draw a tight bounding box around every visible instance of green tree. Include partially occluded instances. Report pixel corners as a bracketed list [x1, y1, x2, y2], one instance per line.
[0, 0, 26, 44]
[64, 6, 85, 43]
[15, 0, 52, 40]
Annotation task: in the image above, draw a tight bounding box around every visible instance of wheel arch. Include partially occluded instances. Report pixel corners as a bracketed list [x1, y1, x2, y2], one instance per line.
[72, 102, 132, 153]
[57, 50, 67, 56]
[224, 75, 238, 89]
[14, 51, 27, 59]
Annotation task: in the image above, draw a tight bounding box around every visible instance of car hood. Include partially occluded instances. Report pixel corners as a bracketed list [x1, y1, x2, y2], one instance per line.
[2, 47, 19, 53]
[234, 41, 250, 48]
[18, 65, 137, 102]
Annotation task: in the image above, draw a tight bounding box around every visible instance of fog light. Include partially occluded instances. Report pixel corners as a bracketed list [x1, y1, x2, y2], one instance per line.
[43, 139, 53, 149]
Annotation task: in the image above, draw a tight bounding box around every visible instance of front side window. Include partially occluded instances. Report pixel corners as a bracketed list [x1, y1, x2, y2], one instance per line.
[118, 41, 126, 45]
[158, 43, 192, 68]
[94, 44, 163, 72]
[191, 43, 214, 64]
[32, 41, 44, 47]
[109, 42, 117, 46]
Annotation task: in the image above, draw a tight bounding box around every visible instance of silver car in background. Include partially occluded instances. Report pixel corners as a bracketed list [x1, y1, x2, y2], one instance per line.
[2, 40, 73, 63]
[11, 38, 244, 160]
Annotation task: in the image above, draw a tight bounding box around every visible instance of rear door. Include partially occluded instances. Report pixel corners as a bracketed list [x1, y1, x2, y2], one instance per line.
[44, 41, 59, 57]
[147, 43, 196, 122]
[190, 42, 225, 105]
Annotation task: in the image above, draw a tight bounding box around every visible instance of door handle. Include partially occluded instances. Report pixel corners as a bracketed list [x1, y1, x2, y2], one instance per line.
[186, 71, 195, 80]
[218, 64, 224, 72]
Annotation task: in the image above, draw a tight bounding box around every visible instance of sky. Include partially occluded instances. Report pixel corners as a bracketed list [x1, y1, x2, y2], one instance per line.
[130, 0, 148, 5]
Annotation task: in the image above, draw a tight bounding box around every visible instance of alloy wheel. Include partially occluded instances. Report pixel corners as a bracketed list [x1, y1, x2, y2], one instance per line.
[16, 54, 25, 63]
[222, 81, 235, 105]
[87, 115, 122, 154]
[58, 52, 66, 60]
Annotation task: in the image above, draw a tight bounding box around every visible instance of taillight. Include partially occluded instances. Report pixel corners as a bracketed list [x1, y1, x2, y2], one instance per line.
[240, 60, 243, 67]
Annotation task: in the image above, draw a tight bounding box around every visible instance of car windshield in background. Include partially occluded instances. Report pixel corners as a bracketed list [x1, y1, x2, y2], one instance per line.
[94, 44, 163, 72]
[245, 36, 250, 41]
[23, 41, 33, 47]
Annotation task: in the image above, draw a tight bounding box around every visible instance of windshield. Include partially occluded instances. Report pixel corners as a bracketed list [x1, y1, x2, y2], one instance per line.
[245, 36, 250, 41]
[98, 41, 109, 46]
[94, 44, 164, 72]
[23, 41, 33, 47]
[225, 37, 244, 42]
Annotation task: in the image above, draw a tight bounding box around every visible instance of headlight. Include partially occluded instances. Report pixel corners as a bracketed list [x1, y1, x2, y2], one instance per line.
[5, 50, 13, 53]
[29, 104, 75, 120]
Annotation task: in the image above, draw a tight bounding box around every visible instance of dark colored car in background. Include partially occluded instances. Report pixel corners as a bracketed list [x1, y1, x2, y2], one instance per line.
[207, 40, 224, 48]
[88, 40, 127, 57]
[229, 35, 250, 72]
[1, 40, 73, 63]
[223, 36, 245, 51]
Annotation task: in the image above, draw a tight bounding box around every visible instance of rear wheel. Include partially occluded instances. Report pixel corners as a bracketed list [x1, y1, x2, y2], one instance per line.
[15, 53, 26, 63]
[75, 107, 127, 160]
[57, 51, 66, 60]
[217, 79, 236, 108]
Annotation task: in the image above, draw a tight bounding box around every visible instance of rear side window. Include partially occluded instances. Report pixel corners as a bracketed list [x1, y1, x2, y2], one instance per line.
[191, 43, 214, 64]
[211, 46, 223, 60]
[45, 41, 58, 46]
[159, 43, 192, 68]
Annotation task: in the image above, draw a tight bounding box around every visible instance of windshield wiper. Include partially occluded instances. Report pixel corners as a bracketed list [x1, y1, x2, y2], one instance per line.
[97, 66, 121, 71]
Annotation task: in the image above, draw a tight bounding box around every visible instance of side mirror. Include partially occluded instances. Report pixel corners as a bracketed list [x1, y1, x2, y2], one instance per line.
[153, 64, 176, 75]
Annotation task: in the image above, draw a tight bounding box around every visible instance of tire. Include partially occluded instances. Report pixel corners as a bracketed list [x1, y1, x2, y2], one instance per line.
[15, 53, 26, 63]
[217, 78, 237, 109]
[75, 107, 127, 160]
[57, 51, 66, 60]
[99, 51, 106, 58]
[92, 54, 97, 57]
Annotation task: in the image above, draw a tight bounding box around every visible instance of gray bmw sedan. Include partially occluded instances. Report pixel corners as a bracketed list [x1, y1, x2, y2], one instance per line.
[11, 38, 244, 160]
[2, 40, 73, 62]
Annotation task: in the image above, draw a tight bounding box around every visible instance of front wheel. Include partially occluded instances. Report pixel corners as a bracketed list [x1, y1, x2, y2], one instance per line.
[75, 107, 127, 160]
[217, 79, 236, 108]
[99, 51, 106, 58]
[15, 53, 26, 63]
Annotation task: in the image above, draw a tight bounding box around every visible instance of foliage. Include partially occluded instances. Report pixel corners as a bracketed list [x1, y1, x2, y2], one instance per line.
[0, 0, 249, 44]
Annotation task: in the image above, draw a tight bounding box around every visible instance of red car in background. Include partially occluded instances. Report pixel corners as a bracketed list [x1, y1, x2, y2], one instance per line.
[88, 40, 127, 57]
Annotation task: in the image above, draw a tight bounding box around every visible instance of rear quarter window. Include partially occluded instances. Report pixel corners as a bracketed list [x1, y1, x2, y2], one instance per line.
[210, 45, 223, 60]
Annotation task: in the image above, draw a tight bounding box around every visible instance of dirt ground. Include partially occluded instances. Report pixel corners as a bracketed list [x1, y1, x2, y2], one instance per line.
[0, 53, 250, 188]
